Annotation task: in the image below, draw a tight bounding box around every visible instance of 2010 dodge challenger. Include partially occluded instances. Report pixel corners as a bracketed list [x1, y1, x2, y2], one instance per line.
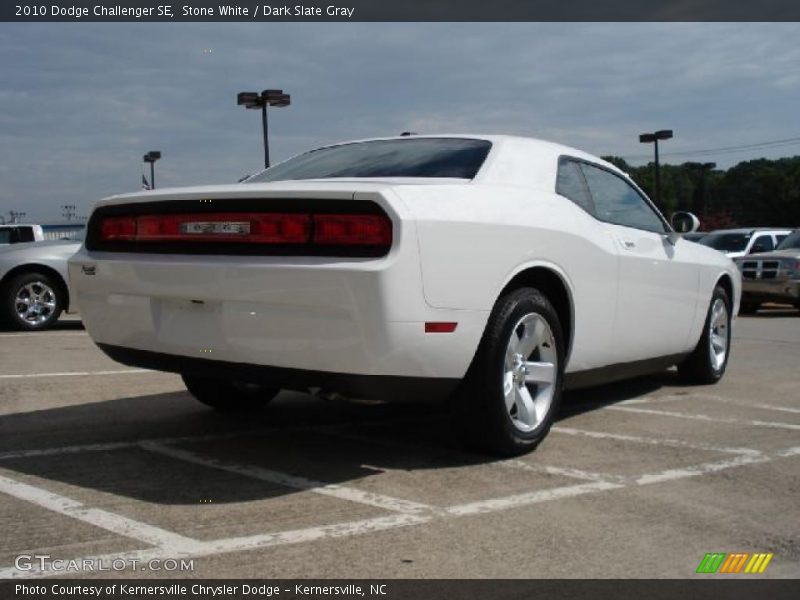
[69, 135, 741, 455]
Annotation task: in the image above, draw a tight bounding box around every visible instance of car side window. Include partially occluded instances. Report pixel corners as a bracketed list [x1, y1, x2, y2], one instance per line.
[579, 162, 667, 233]
[750, 235, 774, 253]
[17, 227, 35, 243]
[556, 159, 595, 215]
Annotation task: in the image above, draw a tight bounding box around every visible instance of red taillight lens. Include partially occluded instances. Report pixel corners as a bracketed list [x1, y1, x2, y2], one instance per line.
[100, 213, 311, 244]
[96, 210, 392, 253]
[314, 214, 392, 246]
[99, 216, 136, 241]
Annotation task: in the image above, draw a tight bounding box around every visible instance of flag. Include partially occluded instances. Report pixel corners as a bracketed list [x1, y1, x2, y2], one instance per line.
[142, 174, 151, 190]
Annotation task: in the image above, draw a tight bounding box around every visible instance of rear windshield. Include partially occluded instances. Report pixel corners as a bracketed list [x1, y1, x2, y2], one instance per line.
[699, 232, 751, 252]
[245, 138, 492, 183]
[777, 231, 800, 250]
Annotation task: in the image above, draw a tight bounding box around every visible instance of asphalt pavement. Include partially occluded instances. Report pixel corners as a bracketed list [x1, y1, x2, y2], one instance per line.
[1, 309, 798, 579]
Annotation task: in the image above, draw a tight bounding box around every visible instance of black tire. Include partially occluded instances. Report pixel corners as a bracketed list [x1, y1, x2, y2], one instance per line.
[1, 271, 64, 331]
[454, 287, 565, 456]
[182, 374, 279, 412]
[679, 285, 732, 384]
[739, 300, 759, 315]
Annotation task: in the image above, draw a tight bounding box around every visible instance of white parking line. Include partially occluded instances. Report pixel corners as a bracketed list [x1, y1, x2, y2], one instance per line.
[0, 369, 153, 380]
[3, 440, 799, 579]
[140, 441, 436, 516]
[551, 425, 762, 456]
[0, 471, 195, 549]
[620, 393, 800, 415]
[497, 459, 624, 483]
[445, 480, 623, 516]
[0, 512, 431, 580]
[604, 405, 800, 431]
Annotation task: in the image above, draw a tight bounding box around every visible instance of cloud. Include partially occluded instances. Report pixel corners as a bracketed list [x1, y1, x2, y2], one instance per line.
[0, 22, 798, 220]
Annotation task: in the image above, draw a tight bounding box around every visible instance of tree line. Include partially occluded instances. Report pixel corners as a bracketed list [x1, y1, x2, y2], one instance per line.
[601, 155, 800, 230]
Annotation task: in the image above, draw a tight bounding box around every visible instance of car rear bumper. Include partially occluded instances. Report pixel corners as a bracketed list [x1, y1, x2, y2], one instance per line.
[68, 249, 489, 382]
[98, 343, 459, 402]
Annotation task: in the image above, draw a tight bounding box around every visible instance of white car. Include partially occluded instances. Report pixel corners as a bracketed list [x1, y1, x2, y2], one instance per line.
[69, 135, 741, 455]
[1, 237, 81, 330]
[0, 224, 44, 245]
[699, 228, 792, 259]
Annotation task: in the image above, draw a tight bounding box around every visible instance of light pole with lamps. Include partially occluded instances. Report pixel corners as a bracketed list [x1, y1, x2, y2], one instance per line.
[237, 89, 291, 168]
[143, 151, 161, 190]
[639, 129, 673, 209]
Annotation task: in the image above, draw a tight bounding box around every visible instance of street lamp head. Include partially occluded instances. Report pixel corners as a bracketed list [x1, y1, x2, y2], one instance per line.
[270, 93, 291, 107]
[262, 89, 284, 101]
[640, 130, 673, 144]
[237, 91, 262, 109]
[143, 151, 161, 163]
[263, 89, 290, 107]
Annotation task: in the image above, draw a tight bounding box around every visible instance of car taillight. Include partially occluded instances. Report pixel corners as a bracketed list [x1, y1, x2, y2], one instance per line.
[313, 214, 392, 246]
[96, 211, 392, 250]
[99, 216, 136, 240]
[131, 213, 311, 244]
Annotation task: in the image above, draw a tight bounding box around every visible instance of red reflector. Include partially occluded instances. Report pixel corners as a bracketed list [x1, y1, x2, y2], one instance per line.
[314, 214, 392, 246]
[99, 216, 136, 241]
[425, 322, 458, 333]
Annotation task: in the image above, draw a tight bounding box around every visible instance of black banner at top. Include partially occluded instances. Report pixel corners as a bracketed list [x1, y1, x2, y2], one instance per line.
[3, 0, 800, 22]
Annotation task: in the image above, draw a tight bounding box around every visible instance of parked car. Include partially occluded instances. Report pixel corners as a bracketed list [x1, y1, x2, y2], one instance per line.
[0, 234, 82, 330]
[0, 224, 44, 245]
[699, 228, 791, 259]
[69, 135, 740, 455]
[734, 230, 800, 314]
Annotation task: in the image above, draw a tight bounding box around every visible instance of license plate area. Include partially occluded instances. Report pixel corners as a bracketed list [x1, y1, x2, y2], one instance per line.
[152, 298, 223, 348]
[180, 221, 251, 235]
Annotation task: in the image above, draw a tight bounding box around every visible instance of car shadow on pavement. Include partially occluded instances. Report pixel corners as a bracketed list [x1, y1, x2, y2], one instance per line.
[0, 319, 85, 333]
[0, 371, 678, 507]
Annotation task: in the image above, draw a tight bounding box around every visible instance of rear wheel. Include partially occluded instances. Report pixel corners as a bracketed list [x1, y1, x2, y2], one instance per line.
[182, 374, 279, 411]
[1, 271, 63, 331]
[679, 285, 731, 384]
[455, 287, 564, 456]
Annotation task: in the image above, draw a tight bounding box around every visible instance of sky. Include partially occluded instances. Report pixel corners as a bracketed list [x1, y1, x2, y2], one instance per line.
[1, 22, 799, 222]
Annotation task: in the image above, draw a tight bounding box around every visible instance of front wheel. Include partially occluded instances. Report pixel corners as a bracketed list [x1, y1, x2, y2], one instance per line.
[455, 287, 565, 456]
[182, 374, 279, 412]
[678, 285, 732, 384]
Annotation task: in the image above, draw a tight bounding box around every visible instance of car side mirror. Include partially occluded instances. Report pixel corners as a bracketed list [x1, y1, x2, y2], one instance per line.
[670, 211, 700, 234]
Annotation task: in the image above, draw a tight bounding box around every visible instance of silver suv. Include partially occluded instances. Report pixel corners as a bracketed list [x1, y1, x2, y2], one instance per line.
[734, 230, 800, 314]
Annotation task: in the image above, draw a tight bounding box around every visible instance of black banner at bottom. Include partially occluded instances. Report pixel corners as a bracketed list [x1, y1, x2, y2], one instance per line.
[2, 580, 799, 600]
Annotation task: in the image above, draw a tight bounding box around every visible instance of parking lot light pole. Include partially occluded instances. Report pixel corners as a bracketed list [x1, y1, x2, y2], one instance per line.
[639, 130, 673, 208]
[143, 151, 161, 190]
[237, 89, 291, 168]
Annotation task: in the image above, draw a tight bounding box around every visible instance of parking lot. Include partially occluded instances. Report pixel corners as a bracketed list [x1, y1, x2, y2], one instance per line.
[1, 310, 799, 579]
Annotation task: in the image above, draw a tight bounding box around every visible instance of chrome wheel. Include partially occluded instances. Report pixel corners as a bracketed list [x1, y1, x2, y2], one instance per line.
[708, 297, 729, 371]
[503, 313, 558, 432]
[15, 281, 57, 326]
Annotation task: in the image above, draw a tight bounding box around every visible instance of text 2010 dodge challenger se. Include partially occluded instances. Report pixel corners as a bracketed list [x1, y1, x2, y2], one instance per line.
[69, 135, 741, 455]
